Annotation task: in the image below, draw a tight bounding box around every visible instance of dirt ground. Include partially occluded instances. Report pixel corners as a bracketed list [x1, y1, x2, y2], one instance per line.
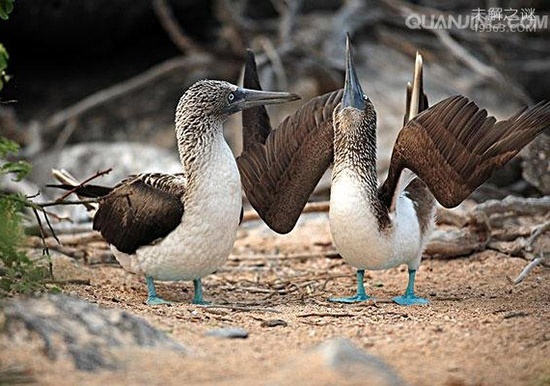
[3, 214, 550, 386]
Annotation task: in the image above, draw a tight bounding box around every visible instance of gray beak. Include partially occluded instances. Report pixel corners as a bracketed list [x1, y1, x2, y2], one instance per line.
[234, 88, 300, 112]
[342, 33, 365, 110]
[226, 87, 300, 115]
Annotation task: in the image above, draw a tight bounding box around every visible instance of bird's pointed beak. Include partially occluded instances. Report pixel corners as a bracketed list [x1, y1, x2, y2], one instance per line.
[236, 88, 300, 111]
[342, 33, 365, 110]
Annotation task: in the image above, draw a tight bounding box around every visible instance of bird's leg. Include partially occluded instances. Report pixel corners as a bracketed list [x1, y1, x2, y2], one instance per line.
[146, 276, 172, 305]
[392, 269, 430, 306]
[192, 278, 210, 305]
[328, 269, 373, 303]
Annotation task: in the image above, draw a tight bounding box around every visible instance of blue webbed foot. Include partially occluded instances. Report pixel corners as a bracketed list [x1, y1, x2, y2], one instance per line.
[392, 294, 429, 306]
[328, 294, 373, 303]
[146, 296, 172, 306]
[393, 269, 429, 306]
[329, 270, 372, 303]
[191, 278, 211, 305]
[145, 276, 171, 305]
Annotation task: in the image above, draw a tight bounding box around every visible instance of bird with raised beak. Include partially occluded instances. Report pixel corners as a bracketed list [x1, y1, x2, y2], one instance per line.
[239, 35, 550, 305]
[50, 80, 299, 305]
[328, 36, 550, 305]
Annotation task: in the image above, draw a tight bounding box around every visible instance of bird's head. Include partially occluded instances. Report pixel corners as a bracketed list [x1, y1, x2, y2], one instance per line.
[178, 79, 300, 121]
[333, 34, 376, 137]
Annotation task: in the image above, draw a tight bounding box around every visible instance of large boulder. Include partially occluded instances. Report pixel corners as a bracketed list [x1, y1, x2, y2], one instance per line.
[0, 294, 185, 372]
[273, 338, 406, 386]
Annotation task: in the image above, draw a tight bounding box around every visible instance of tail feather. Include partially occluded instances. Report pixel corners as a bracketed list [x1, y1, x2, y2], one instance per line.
[46, 183, 112, 198]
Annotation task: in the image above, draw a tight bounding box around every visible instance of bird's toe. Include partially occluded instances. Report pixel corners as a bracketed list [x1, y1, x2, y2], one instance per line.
[392, 294, 429, 306]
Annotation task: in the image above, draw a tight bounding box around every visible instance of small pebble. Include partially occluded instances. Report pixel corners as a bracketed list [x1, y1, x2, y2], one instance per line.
[261, 319, 288, 328]
[205, 327, 249, 339]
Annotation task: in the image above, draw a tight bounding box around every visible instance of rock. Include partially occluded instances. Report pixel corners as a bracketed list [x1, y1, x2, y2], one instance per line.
[204, 327, 249, 339]
[261, 319, 288, 328]
[425, 212, 491, 259]
[274, 338, 405, 386]
[0, 294, 184, 372]
[31, 251, 91, 284]
[522, 133, 550, 195]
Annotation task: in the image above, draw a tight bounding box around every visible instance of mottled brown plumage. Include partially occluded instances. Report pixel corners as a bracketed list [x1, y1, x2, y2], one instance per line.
[237, 50, 342, 233]
[50, 173, 186, 255]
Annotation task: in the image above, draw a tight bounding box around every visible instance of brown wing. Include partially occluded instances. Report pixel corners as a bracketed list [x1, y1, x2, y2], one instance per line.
[93, 174, 185, 254]
[238, 90, 342, 233]
[380, 96, 550, 209]
[238, 49, 342, 234]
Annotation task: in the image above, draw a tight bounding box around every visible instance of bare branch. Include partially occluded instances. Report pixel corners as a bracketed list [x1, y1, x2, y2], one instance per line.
[44, 55, 212, 132]
[152, 0, 202, 53]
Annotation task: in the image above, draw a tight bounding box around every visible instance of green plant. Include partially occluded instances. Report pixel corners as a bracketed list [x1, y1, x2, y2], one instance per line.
[0, 0, 13, 90]
[0, 0, 14, 20]
[0, 1, 51, 295]
[0, 139, 49, 294]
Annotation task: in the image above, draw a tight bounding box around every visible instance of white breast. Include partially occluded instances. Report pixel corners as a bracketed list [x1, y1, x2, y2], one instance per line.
[114, 136, 242, 281]
[329, 170, 423, 271]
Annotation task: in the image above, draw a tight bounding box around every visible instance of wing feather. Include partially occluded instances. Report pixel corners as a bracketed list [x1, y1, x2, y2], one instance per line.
[93, 173, 185, 254]
[380, 96, 550, 209]
[238, 50, 342, 233]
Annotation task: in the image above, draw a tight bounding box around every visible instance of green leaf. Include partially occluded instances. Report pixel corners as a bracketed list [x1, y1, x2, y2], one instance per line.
[0, 0, 14, 20]
[49, 285, 62, 294]
[0, 137, 19, 157]
[0, 44, 8, 72]
[1, 160, 32, 181]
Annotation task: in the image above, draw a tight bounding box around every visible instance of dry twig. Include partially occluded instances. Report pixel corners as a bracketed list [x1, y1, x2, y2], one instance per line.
[513, 252, 548, 285]
[297, 312, 355, 318]
[201, 304, 281, 313]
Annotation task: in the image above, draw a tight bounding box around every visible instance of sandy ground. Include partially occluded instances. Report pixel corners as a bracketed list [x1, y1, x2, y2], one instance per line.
[2, 214, 550, 386]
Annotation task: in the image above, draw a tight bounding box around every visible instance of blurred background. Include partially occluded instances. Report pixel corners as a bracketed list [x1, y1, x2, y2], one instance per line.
[0, 0, 549, 222]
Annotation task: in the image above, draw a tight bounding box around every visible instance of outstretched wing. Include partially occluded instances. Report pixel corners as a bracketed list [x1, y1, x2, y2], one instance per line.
[93, 173, 186, 254]
[380, 96, 550, 209]
[237, 50, 342, 233]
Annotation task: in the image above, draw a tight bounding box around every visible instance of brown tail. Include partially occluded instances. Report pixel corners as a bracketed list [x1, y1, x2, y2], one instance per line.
[46, 183, 112, 198]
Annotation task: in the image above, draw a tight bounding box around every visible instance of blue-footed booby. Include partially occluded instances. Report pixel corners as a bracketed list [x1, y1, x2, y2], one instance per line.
[49, 80, 299, 305]
[238, 37, 550, 306]
[328, 37, 550, 305]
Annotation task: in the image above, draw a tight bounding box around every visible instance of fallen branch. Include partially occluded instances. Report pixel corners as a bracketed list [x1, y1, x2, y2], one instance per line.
[201, 304, 281, 313]
[297, 312, 355, 318]
[230, 250, 340, 261]
[525, 220, 550, 252]
[513, 252, 548, 285]
[475, 196, 550, 217]
[44, 278, 91, 285]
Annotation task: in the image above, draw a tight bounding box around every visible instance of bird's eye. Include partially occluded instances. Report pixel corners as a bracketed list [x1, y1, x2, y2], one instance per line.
[227, 93, 235, 102]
